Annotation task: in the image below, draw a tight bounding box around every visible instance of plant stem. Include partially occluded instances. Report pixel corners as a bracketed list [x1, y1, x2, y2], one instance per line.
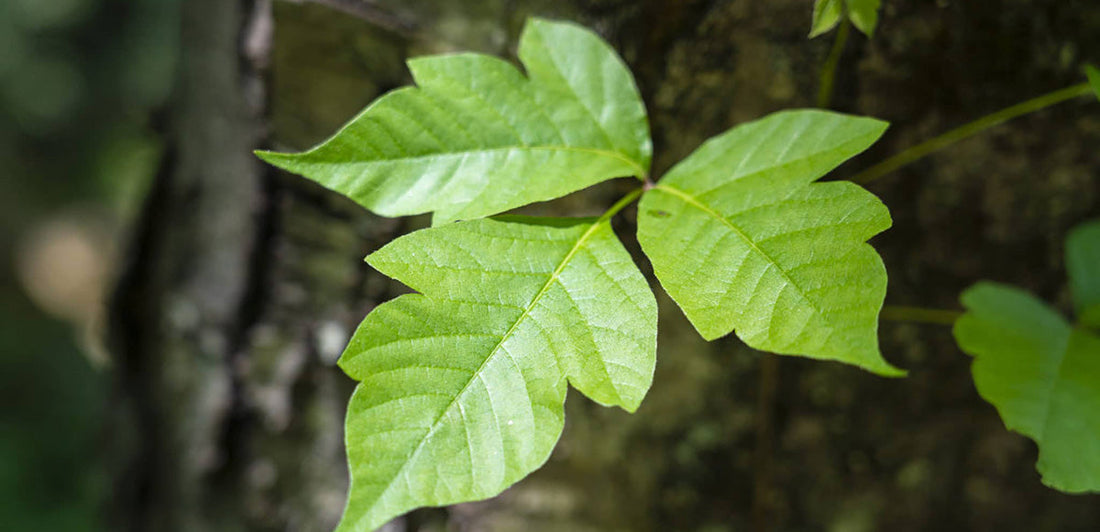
[880, 305, 963, 325]
[599, 187, 645, 222]
[751, 354, 779, 532]
[851, 82, 1094, 185]
[816, 20, 850, 109]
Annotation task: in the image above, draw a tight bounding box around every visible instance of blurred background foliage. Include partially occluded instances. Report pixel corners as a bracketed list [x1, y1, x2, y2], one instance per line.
[2, 0, 179, 529]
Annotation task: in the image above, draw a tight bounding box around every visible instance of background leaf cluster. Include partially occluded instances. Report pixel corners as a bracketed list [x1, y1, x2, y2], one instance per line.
[954, 220, 1100, 494]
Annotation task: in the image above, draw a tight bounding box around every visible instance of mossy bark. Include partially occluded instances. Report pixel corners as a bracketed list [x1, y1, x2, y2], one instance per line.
[111, 1, 1100, 531]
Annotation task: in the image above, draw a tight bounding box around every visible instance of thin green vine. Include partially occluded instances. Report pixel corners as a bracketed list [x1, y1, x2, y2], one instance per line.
[880, 305, 963, 325]
[816, 19, 850, 109]
[851, 83, 1094, 185]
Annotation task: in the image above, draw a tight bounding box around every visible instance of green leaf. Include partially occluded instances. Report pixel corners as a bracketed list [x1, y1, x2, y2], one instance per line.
[337, 215, 657, 531]
[257, 18, 651, 224]
[1086, 64, 1100, 102]
[637, 110, 901, 376]
[1082, 305, 1100, 331]
[1067, 219, 1100, 328]
[954, 282, 1100, 493]
[846, 0, 881, 37]
[810, 0, 843, 38]
[810, 0, 880, 38]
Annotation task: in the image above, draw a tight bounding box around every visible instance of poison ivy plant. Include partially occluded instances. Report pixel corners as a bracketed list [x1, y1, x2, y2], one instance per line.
[954, 219, 1100, 493]
[260, 17, 898, 531]
[810, 0, 881, 38]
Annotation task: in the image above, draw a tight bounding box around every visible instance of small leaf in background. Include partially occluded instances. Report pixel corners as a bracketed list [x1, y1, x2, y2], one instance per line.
[954, 282, 1100, 494]
[1086, 64, 1100, 101]
[810, 0, 843, 38]
[257, 18, 651, 224]
[810, 0, 880, 38]
[337, 216, 657, 531]
[637, 110, 901, 376]
[1067, 219, 1100, 328]
[846, 0, 881, 37]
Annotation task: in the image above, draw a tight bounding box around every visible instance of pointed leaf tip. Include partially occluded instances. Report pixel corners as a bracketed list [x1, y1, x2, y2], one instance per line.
[253, 149, 284, 164]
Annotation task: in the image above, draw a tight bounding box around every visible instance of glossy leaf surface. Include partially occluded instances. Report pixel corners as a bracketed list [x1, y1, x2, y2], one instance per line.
[954, 282, 1100, 493]
[337, 216, 657, 531]
[637, 110, 900, 375]
[258, 18, 651, 224]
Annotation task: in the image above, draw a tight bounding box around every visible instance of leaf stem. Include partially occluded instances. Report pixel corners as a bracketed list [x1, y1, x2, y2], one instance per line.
[751, 353, 779, 531]
[851, 82, 1094, 185]
[816, 19, 850, 109]
[599, 187, 645, 222]
[880, 305, 963, 325]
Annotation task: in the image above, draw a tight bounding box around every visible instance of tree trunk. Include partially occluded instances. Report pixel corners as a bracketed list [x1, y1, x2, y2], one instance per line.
[110, 1, 1100, 531]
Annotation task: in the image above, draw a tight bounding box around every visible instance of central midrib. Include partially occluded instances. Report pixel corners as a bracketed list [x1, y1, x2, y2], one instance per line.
[366, 220, 604, 520]
[348, 145, 647, 181]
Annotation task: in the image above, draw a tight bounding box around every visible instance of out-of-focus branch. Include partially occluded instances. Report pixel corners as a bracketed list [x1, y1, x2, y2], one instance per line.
[289, 0, 418, 36]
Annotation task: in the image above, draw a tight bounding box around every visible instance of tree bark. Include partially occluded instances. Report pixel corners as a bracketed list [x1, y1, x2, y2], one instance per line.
[111, 1, 1100, 531]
